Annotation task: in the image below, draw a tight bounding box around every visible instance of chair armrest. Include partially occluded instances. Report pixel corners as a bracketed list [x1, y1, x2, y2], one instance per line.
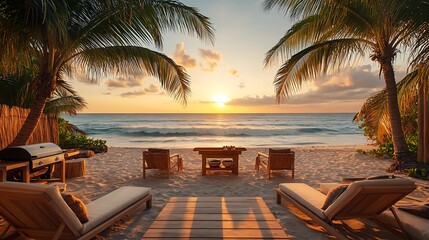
[257, 152, 268, 158]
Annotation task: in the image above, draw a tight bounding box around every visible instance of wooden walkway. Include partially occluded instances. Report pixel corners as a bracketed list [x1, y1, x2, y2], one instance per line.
[142, 197, 289, 239]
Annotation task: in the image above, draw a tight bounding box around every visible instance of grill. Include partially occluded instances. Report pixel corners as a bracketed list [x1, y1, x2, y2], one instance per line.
[0, 142, 65, 179]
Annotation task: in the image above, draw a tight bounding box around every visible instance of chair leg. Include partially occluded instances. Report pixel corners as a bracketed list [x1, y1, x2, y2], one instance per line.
[255, 156, 260, 170]
[292, 168, 294, 179]
[268, 169, 271, 179]
[143, 161, 146, 179]
[390, 206, 411, 240]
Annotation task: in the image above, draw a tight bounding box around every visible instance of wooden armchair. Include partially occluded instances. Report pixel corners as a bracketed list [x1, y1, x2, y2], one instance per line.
[255, 148, 295, 179]
[143, 149, 183, 178]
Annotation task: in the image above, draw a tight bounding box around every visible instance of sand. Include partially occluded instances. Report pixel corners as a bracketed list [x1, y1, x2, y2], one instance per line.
[65, 145, 429, 239]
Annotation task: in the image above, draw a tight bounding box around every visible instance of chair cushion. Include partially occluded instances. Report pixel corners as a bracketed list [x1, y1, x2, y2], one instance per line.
[148, 148, 169, 153]
[319, 183, 344, 195]
[398, 204, 429, 219]
[269, 148, 291, 153]
[378, 208, 429, 240]
[81, 186, 151, 234]
[321, 185, 348, 210]
[62, 193, 89, 223]
[279, 183, 327, 220]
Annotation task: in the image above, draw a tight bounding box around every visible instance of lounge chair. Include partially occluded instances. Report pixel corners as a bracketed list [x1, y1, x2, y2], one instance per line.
[143, 148, 183, 178]
[0, 181, 152, 240]
[276, 178, 416, 240]
[255, 148, 295, 179]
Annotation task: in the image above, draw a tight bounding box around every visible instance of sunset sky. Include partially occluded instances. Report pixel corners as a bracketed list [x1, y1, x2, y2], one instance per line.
[70, 0, 408, 113]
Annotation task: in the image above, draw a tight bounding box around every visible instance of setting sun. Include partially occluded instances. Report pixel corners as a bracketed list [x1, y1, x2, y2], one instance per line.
[212, 94, 230, 108]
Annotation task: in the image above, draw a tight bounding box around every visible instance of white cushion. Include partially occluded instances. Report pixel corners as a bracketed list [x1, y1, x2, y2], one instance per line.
[81, 186, 151, 234]
[378, 208, 429, 240]
[279, 183, 327, 220]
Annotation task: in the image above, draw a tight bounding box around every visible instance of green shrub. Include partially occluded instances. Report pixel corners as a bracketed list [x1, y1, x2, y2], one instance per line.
[59, 117, 107, 152]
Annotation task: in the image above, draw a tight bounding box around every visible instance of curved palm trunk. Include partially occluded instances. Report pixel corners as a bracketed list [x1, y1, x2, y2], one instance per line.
[418, 82, 429, 163]
[380, 61, 412, 165]
[8, 80, 53, 147]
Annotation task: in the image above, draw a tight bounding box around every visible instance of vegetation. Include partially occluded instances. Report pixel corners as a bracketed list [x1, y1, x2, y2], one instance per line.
[59, 117, 106, 152]
[0, 0, 214, 146]
[263, 0, 429, 165]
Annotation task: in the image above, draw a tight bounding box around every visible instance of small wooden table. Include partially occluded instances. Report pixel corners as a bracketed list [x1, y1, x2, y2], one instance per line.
[142, 197, 289, 239]
[0, 161, 30, 183]
[193, 147, 247, 176]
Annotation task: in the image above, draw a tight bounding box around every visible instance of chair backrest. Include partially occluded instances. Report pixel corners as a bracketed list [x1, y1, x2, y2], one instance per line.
[324, 178, 416, 220]
[143, 150, 170, 169]
[268, 149, 295, 170]
[0, 182, 82, 239]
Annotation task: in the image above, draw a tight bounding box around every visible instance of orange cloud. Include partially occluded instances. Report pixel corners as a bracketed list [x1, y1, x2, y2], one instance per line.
[228, 68, 239, 76]
[199, 49, 222, 72]
[173, 42, 197, 68]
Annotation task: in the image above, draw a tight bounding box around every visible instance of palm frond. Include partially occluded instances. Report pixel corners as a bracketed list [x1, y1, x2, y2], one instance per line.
[75, 46, 190, 104]
[274, 38, 365, 102]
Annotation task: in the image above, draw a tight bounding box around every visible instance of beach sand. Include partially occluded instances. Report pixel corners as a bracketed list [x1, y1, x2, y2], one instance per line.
[65, 145, 428, 239]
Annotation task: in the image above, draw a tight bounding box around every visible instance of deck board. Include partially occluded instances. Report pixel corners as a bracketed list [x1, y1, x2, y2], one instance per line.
[142, 197, 289, 239]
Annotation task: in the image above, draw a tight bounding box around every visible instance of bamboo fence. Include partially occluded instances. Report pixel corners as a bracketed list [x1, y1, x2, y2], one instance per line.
[0, 105, 59, 149]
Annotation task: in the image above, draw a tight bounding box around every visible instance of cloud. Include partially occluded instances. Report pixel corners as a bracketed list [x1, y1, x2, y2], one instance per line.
[120, 90, 146, 97]
[173, 42, 197, 68]
[199, 49, 222, 72]
[228, 65, 388, 106]
[144, 84, 159, 93]
[238, 82, 246, 88]
[106, 77, 142, 88]
[102, 92, 111, 95]
[228, 68, 239, 76]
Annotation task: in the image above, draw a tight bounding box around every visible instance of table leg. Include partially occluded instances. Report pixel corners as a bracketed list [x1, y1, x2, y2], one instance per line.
[202, 156, 207, 176]
[22, 165, 30, 183]
[0, 170, 6, 182]
[233, 156, 239, 175]
[57, 160, 66, 183]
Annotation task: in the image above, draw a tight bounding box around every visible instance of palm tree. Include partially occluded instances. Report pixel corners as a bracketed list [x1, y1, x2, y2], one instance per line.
[0, 0, 214, 146]
[263, 0, 429, 164]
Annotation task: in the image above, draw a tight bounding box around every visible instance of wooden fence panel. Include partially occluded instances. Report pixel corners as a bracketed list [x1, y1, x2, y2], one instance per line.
[0, 105, 59, 149]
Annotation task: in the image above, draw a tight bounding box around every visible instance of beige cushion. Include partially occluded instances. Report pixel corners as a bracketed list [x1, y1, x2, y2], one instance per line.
[324, 178, 415, 219]
[279, 183, 327, 220]
[321, 185, 348, 210]
[0, 182, 83, 234]
[319, 183, 343, 195]
[81, 186, 151, 234]
[378, 208, 429, 240]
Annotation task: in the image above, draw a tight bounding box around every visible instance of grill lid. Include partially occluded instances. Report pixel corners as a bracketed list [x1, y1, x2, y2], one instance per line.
[0, 142, 63, 161]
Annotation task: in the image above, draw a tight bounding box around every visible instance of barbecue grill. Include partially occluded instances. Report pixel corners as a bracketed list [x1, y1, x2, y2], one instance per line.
[0, 142, 65, 179]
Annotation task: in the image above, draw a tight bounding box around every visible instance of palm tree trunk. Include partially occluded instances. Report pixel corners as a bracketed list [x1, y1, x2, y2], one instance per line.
[8, 79, 52, 146]
[381, 61, 411, 165]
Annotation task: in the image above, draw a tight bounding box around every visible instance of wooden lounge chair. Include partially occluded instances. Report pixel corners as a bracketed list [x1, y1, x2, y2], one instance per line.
[255, 148, 295, 179]
[143, 148, 183, 178]
[276, 178, 417, 240]
[0, 181, 152, 240]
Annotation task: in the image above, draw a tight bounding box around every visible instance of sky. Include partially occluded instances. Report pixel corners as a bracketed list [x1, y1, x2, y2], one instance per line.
[69, 0, 408, 114]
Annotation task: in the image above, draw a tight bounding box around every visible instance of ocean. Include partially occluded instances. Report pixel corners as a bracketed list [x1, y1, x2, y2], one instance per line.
[62, 113, 369, 148]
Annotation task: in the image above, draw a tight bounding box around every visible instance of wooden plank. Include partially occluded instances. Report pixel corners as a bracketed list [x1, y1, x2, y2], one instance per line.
[159, 206, 272, 214]
[148, 220, 284, 229]
[143, 229, 288, 239]
[154, 213, 277, 221]
[143, 197, 289, 239]
[168, 197, 264, 202]
[162, 202, 268, 209]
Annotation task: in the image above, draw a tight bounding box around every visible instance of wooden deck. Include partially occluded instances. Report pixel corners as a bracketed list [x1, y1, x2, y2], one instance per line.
[142, 197, 289, 239]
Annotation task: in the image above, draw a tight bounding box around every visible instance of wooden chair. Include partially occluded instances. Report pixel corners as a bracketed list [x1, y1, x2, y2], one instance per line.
[143, 148, 183, 178]
[255, 148, 295, 179]
[0, 182, 152, 240]
[276, 178, 417, 240]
